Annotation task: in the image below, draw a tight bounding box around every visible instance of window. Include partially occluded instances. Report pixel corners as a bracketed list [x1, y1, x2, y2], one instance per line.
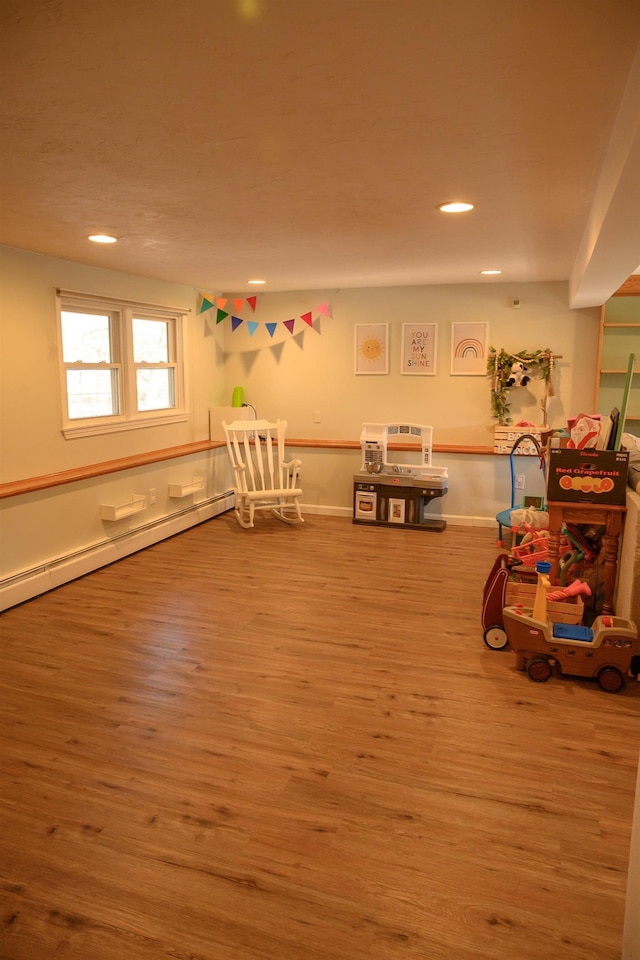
[57, 291, 188, 437]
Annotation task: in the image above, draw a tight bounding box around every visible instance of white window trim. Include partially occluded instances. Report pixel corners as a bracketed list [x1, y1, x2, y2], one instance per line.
[56, 290, 190, 439]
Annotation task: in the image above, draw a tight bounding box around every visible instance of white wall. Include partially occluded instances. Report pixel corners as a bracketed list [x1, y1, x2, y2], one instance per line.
[220, 282, 600, 445]
[0, 245, 226, 481]
[221, 281, 600, 520]
[0, 246, 230, 608]
[0, 246, 603, 608]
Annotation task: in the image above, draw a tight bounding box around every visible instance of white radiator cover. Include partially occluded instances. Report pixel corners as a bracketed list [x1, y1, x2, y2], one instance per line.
[0, 493, 233, 612]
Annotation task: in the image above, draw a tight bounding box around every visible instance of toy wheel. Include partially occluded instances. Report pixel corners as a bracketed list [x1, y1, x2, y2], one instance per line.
[597, 666, 625, 693]
[483, 625, 509, 650]
[527, 657, 552, 683]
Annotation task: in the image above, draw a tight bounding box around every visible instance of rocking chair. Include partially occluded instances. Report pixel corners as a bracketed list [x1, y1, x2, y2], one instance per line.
[222, 418, 304, 529]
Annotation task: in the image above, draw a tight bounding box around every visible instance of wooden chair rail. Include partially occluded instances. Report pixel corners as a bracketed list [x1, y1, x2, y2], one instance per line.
[0, 439, 494, 500]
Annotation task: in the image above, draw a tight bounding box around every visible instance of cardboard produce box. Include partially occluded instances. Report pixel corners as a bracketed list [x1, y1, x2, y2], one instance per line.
[546, 448, 629, 505]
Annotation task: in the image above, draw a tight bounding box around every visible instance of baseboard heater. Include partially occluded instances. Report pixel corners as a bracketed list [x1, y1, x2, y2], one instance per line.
[0, 491, 234, 612]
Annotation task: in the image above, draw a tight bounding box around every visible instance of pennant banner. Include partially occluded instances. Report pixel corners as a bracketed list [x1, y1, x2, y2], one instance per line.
[197, 292, 331, 338]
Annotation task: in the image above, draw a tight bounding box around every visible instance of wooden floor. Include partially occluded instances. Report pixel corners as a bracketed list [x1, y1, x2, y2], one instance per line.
[1, 513, 639, 960]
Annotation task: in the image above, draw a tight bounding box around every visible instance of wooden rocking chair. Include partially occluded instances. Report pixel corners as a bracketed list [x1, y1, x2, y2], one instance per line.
[222, 419, 304, 529]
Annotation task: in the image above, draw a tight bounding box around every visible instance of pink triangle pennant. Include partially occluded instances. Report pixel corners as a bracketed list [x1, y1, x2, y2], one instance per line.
[283, 319, 296, 335]
[316, 301, 331, 317]
[301, 312, 314, 327]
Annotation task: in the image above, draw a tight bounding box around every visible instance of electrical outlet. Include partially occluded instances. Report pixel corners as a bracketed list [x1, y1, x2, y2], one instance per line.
[515, 475, 525, 490]
[149, 487, 156, 504]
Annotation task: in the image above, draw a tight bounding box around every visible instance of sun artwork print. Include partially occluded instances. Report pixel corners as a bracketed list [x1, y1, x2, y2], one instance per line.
[360, 335, 384, 362]
[355, 324, 388, 374]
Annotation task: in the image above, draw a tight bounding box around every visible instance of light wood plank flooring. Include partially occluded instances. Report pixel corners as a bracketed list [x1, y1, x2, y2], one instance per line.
[1, 514, 639, 960]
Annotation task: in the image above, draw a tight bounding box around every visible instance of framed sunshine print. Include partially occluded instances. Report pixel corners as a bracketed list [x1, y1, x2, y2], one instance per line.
[401, 323, 437, 375]
[355, 324, 389, 375]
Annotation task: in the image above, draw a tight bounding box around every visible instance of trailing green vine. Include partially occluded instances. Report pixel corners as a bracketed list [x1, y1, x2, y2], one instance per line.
[487, 348, 555, 425]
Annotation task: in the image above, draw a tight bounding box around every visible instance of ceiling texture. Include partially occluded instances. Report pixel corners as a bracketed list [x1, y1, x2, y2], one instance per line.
[1, 0, 640, 306]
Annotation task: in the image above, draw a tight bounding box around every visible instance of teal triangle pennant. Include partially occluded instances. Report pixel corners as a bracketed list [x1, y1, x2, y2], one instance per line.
[198, 295, 214, 313]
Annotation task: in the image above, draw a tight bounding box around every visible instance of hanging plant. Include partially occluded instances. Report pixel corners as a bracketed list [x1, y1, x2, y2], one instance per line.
[487, 348, 555, 425]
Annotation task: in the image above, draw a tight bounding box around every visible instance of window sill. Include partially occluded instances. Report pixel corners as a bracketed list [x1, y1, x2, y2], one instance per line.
[62, 412, 190, 439]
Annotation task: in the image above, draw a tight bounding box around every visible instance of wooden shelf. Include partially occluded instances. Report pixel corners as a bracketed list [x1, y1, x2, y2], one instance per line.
[595, 286, 640, 433]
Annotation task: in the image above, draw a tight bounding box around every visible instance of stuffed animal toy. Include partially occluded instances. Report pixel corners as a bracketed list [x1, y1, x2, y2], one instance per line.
[506, 361, 530, 387]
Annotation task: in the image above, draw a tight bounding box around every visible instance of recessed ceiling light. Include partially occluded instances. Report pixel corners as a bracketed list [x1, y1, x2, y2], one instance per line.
[438, 201, 474, 213]
[480, 269, 502, 275]
[247, 279, 266, 285]
[88, 234, 117, 243]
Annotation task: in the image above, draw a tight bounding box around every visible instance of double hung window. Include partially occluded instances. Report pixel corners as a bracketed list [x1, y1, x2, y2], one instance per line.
[57, 292, 188, 437]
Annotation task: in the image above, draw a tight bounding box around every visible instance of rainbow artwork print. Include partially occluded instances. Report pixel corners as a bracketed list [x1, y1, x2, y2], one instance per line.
[451, 322, 488, 375]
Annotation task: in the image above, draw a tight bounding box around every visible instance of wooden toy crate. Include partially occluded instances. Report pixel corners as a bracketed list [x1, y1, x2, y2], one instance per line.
[494, 427, 547, 456]
[505, 582, 584, 624]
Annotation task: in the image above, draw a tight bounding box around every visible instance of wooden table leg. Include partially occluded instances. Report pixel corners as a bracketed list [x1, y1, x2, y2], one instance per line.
[602, 513, 622, 616]
[547, 505, 562, 585]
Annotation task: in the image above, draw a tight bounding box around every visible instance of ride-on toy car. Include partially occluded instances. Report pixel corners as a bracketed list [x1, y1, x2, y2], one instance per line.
[502, 605, 639, 692]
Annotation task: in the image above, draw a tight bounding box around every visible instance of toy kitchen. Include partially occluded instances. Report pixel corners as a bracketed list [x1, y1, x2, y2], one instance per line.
[353, 423, 449, 532]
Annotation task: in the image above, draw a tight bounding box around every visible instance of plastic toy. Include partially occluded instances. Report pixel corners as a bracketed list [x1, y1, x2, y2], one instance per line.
[481, 553, 585, 650]
[546, 580, 592, 603]
[502, 561, 639, 692]
[509, 525, 549, 567]
[496, 433, 546, 546]
[359, 422, 448, 483]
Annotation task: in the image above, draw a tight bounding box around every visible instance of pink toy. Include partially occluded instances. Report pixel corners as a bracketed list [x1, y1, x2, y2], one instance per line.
[547, 580, 592, 603]
[510, 525, 549, 566]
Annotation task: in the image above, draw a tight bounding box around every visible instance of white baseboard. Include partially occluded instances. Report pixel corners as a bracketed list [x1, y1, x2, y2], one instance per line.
[301, 503, 496, 527]
[301, 503, 353, 518]
[0, 493, 234, 612]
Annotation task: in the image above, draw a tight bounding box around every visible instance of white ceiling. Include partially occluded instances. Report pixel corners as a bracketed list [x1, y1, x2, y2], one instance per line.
[1, 0, 640, 306]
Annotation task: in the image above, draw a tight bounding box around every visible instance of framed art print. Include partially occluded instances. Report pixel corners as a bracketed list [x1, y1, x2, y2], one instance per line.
[400, 323, 437, 375]
[451, 321, 488, 376]
[355, 323, 389, 375]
